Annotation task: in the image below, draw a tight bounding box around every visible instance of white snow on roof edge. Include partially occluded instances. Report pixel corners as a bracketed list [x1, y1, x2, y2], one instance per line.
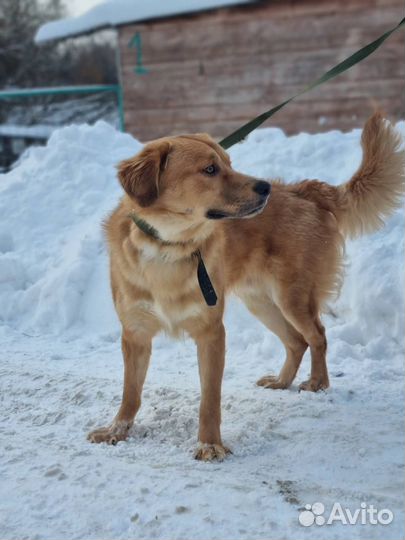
[35, 0, 254, 43]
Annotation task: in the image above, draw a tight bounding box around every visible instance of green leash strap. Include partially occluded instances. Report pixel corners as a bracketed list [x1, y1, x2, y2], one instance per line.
[219, 16, 405, 150]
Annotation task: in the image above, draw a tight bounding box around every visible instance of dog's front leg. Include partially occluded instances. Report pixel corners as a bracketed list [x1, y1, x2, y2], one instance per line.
[87, 328, 152, 445]
[192, 323, 231, 461]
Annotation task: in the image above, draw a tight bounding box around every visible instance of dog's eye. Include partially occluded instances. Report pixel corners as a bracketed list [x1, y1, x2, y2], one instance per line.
[203, 164, 218, 176]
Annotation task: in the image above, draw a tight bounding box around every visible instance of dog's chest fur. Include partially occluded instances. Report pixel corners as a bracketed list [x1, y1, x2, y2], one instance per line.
[117, 243, 208, 336]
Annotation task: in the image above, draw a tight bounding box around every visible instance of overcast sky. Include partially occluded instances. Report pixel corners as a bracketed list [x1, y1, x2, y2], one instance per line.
[67, 0, 103, 16]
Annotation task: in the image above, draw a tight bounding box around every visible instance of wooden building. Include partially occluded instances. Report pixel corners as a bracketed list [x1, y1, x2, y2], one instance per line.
[37, 0, 404, 141]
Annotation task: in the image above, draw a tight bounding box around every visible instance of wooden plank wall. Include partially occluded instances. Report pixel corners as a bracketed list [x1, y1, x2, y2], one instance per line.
[118, 0, 404, 142]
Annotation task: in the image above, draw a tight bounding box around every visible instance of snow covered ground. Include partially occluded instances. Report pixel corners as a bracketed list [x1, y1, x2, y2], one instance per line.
[2, 93, 119, 133]
[0, 121, 403, 540]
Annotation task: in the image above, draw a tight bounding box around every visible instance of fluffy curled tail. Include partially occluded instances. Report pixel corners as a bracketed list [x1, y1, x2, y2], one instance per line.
[337, 112, 405, 238]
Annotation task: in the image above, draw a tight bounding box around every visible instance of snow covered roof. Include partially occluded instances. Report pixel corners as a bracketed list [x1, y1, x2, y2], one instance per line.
[35, 0, 255, 43]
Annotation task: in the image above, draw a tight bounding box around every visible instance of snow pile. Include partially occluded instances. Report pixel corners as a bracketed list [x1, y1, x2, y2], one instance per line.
[0, 121, 140, 334]
[35, 0, 254, 42]
[0, 121, 403, 343]
[0, 121, 404, 540]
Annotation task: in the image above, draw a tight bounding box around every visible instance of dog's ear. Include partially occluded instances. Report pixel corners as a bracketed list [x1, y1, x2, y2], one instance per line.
[117, 140, 171, 207]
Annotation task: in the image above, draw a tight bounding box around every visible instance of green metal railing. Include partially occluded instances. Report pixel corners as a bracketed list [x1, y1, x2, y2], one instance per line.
[0, 84, 125, 132]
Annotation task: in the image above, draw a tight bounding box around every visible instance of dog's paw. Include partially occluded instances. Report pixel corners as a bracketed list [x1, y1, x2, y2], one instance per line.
[194, 442, 232, 462]
[256, 374, 290, 389]
[87, 420, 132, 445]
[298, 378, 329, 392]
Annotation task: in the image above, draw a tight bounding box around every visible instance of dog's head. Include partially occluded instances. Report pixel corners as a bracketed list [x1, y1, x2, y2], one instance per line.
[118, 133, 270, 222]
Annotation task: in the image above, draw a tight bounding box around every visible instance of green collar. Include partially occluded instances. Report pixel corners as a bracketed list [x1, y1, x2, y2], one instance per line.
[129, 213, 217, 307]
[129, 213, 184, 247]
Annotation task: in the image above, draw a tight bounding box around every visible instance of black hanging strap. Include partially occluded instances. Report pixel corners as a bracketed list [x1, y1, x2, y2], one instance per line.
[196, 250, 218, 307]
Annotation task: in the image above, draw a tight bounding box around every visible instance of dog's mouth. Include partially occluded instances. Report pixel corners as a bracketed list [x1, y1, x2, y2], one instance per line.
[206, 197, 269, 220]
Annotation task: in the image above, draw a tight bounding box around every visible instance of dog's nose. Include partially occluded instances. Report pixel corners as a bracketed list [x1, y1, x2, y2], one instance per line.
[253, 180, 271, 197]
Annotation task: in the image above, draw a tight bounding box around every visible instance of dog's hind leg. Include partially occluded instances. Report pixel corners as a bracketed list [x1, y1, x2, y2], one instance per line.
[241, 294, 308, 389]
[276, 288, 329, 392]
[87, 328, 152, 445]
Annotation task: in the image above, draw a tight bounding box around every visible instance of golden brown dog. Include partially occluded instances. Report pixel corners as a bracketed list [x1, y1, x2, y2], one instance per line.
[88, 113, 404, 460]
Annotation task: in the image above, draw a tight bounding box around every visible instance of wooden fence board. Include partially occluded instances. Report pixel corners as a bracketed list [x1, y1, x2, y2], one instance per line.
[118, 0, 404, 140]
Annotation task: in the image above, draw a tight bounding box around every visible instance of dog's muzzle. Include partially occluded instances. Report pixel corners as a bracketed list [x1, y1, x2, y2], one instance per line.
[206, 181, 271, 220]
